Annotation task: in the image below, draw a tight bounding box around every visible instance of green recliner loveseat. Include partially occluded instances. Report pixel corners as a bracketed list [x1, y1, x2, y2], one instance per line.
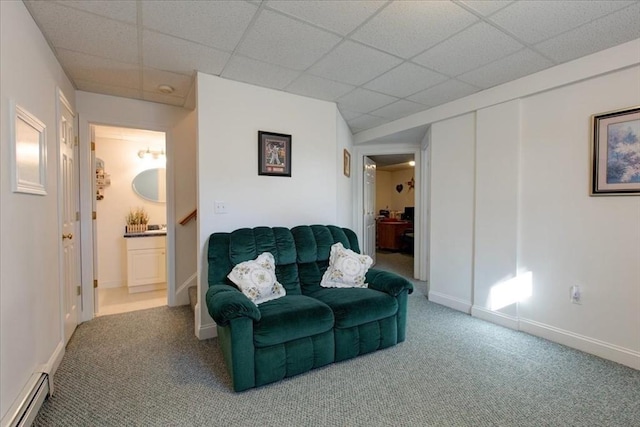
[206, 225, 413, 391]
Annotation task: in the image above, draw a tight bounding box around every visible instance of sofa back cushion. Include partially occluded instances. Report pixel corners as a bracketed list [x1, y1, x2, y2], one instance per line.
[292, 225, 360, 294]
[208, 225, 361, 295]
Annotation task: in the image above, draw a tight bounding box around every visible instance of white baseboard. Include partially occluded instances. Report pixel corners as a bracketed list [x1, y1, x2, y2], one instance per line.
[197, 323, 218, 340]
[428, 291, 472, 313]
[519, 317, 640, 370]
[471, 305, 519, 330]
[98, 280, 124, 289]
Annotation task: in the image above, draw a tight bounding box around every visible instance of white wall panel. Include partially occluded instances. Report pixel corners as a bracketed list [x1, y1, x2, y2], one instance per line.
[429, 113, 476, 310]
[472, 100, 520, 322]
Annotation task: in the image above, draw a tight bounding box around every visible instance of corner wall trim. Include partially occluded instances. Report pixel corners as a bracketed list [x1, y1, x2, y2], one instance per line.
[471, 305, 519, 330]
[428, 291, 472, 314]
[519, 317, 640, 370]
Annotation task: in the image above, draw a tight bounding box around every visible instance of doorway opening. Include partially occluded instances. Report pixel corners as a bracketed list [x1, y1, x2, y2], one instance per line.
[92, 124, 168, 316]
[368, 154, 415, 280]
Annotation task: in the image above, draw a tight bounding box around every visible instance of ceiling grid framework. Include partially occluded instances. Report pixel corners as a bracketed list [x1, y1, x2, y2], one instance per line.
[24, 0, 640, 134]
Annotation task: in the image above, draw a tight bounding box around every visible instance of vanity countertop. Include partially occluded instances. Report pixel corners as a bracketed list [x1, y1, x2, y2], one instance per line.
[124, 230, 167, 238]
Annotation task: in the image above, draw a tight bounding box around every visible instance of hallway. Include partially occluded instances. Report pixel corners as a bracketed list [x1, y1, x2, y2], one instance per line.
[374, 251, 428, 297]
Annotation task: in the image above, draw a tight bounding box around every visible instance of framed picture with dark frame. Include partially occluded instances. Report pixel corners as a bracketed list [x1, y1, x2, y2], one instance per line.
[590, 106, 640, 196]
[258, 131, 291, 177]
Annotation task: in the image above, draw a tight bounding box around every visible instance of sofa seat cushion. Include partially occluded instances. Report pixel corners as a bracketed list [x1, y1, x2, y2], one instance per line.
[254, 295, 334, 348]
[308, 288, 398, 329]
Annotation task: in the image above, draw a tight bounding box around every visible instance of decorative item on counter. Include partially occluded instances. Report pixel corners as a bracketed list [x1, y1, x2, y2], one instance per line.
[396, 184, 403, 193]
[406, 177, 415, 190]
[126, 207, 150, 233]
[96, 158, 111, 201]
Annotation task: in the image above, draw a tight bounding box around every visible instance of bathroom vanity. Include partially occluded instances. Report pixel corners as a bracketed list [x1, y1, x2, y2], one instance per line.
[125, 233, 166, 293]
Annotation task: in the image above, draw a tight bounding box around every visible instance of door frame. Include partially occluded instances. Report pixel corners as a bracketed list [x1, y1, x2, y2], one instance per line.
[77, 116, 176, 322]
[354, 142, 425, 280]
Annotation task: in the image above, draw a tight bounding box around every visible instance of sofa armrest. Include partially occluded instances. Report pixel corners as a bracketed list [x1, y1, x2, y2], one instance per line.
[366, 269, 414, 297]
[205, 284, 261, 326]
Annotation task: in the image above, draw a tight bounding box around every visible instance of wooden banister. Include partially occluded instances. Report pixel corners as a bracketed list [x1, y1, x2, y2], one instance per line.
[179, 209, 197, 226]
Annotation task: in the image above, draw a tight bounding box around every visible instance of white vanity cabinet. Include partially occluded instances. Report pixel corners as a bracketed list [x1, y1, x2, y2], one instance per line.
[126, 236, 166, 293]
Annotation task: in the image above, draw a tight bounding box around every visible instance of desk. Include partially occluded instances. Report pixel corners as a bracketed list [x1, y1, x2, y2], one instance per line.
[377, 220, 412, 251]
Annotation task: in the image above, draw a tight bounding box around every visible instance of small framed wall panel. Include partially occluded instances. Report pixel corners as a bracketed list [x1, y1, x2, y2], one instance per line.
[10, 101, 47, 195]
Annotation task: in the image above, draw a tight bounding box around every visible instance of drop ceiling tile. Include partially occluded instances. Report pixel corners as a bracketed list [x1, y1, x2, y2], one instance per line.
[307, 41, 403, 86]
[413, 22, 523, 76]
[143, 91, 186, 107]
[141, 0, 258, 52]
[364, 63, 448, 98]
[142, 68, 193, 98]
[347, 114, 390, 133]
[336, 88, 397, 114]
[338, 109, 363, 122]
[221, 55, 301, 90]
[369, 100, 428, 121]
[25, 1, 138, 63]
[54, 0, 137, 24]
[237, 10, 341, 71]
[143, 31, 230, 76]
[458, 0, 514, 17]
[458, 48, 554, 89]
[286, 75, 355, 102]
[57, 49, 141, 90]
[75, 79, 142, 100]
[350, 1, 478, 59]
[488, 0, 636, 44]
[266, 0, 386, 35]
[408, 79, 480, 108]
[535, 3, 640, 63]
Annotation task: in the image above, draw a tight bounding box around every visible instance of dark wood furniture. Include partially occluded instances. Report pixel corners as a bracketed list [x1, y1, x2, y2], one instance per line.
[377, 220, 412, 251]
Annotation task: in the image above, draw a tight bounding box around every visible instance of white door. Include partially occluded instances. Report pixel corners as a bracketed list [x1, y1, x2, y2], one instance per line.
[363, 156, 377, 265]
[60, 95, 79, 344]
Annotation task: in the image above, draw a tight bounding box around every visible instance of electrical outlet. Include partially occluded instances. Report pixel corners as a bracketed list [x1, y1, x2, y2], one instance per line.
[570, 285, 581, 304]
[214, 200, 227, 214]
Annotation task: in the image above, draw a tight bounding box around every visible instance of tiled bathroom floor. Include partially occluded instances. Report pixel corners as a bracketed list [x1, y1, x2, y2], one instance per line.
[97, 287, 166, 316]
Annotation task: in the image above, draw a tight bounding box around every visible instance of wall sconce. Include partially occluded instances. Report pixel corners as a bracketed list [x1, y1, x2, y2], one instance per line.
[138, 148, 165, 159]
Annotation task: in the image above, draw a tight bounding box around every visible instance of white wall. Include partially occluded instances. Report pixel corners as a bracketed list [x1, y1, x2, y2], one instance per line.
[518, 66, 640, 363]
[173, 110, 198, 306]
[472, 100, 520, 326]
[425, 61, 639, 368]
[95, 136, 167, 288]
[196, 73, 340, 338]
[336, 111, 354, 229]
[76, 91, 191, 315]
[429, 113, 476, 312]
[377, 168, 415, 214]
[0, 0, 75, 422]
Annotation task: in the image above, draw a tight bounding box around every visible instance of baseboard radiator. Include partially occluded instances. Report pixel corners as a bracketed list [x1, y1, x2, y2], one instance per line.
[3, 373, 49, 427]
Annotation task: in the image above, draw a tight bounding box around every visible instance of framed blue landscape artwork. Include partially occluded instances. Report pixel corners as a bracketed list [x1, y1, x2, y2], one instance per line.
[591, 106, 640, 196]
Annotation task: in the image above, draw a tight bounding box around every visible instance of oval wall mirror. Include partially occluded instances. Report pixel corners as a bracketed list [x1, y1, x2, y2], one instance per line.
[132, 168, 166, 203]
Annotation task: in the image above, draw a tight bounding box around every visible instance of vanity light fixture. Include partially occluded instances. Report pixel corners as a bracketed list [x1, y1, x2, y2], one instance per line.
[138, 147, 165, 159]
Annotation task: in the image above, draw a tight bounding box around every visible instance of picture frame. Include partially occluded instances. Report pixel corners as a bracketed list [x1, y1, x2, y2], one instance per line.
[343, 149, 351, 177]
[590, 106, 640, 196]
[10, 102, 47, 195]
[258, 131, 291, 177]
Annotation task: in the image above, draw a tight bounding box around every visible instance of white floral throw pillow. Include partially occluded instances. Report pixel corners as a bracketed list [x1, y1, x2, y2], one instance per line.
[227, 252, 286, 305]
[320, 243, 373, 288]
